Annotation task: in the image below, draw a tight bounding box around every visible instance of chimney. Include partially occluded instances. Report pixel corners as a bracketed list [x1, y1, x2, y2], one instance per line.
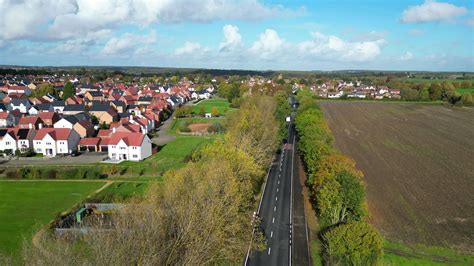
[112, 127, 116, 133]
[28, 123, 32, 129]
[39, 123, 43, 129]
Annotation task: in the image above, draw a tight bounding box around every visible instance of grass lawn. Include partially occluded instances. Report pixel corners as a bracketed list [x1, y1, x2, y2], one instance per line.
[0, 181, 104, 257]
[90, 182, 147, 202]
[383, 241, 474, 266]
[119, 136, 213, 173]
[456, 88, 474, 94]
[191, 99, 236, 115]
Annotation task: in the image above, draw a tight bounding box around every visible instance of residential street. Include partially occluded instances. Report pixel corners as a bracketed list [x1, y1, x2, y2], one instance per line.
[246, 118, 310, 266]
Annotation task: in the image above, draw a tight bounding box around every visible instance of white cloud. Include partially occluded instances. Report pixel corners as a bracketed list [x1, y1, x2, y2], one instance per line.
[0, 0, 298, 41]
[400, 52, 414, 60]
[298, 32, 386, 62]
[408, 29, 425, 36]
[250, 29, 285, 58]
[219, 25, 242, 52]
[101, 32, 157, 56]
[174, 42, 205, 56]
[401, 1, 468, 23]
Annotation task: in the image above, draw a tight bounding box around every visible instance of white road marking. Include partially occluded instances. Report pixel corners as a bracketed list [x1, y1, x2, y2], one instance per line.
[270, 231, 273, 238]
[276, 196, 278, 201]
[272, 217, 275, 223]
[274, 206, 276, 212]
[278, 180, 280, 184]
[277, 188, 279, 192]
[268, 247, 271, 255]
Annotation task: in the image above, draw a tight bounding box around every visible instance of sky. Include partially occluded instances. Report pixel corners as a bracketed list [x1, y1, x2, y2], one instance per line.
[0, 0, 473, 71]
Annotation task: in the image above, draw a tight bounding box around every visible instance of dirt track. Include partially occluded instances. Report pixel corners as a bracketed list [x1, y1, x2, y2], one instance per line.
[320, 102, 474, 253]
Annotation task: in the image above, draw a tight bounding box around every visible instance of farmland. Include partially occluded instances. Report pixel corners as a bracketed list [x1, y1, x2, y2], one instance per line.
[319, 102, 474, 253]
[0, 181, 104, 256]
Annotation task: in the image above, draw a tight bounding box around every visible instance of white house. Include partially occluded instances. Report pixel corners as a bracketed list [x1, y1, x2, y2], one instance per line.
[0, 112, 15, 128]
[328, 91, 344, 99]
[33, 128, 80, 156]
[107, 131, 152, 161]
[0, 129, 17, 153]
[53, 116, 78, 129]
[9, 99, 32, 114]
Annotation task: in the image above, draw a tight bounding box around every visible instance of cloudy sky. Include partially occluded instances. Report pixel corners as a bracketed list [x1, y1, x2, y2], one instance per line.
[0, 0, 473, 71]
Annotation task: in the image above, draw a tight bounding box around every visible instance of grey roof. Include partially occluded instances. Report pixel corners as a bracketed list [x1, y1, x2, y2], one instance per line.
[89, 103, 111, 112]
[10, 99, 31, 106]
[62, 115, 79, 124]
[52, 100, 65, 107]
[64, 104, 85, 112]
[36, 103, 53, 111]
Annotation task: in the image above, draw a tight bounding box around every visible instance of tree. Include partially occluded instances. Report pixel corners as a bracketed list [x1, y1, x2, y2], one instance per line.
[335, 172, 367, 222]
[461, 81, 472, 88]
[323, 221, 383, 266]
[400, 88, 419, 101]
[62, 81, 75, 99]
[32, 83, 55, 98]
[461, 93, 473, 105]
[199, 106, 206, 117]
[429, 83, 442, 100]
[211, 106, 220, 117]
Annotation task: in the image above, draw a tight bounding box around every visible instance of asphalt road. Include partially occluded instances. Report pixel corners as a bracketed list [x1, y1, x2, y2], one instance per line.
[246, 117, 310, 266]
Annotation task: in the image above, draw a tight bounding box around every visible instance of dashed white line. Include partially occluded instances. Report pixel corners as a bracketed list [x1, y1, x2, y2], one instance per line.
[268, 247, 271, 255]
[270, 231, 273, 238]
[274, 206, 277, 212]
[277, 188, 279, 192]
[275, 196, 278, 201]
[278, 180, 280, 185]
[272, 217, 275, 223]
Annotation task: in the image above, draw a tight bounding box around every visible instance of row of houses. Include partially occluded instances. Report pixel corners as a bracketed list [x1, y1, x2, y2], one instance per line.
[311, 81, 401, 99]
[0, 77, 201, 161]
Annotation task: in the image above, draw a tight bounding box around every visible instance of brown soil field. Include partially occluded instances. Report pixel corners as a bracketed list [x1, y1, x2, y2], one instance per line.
[319, 102, 474, 253]
[188, 123, 211, 133]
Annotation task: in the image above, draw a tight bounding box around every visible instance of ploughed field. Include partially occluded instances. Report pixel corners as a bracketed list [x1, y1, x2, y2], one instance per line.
[319, 102, 474, 253]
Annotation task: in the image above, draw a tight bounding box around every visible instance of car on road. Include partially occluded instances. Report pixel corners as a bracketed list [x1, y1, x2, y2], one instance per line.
[70, 151, 82, 157]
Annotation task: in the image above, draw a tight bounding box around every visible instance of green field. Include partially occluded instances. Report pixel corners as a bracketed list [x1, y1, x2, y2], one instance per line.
[119, 136, 213, 172]
[90, 182, 147, 202]
[383, 241, 474, 266]
[456, 88, 474, 94]
[0, 181, 104, 256]
[191, 99, 236, 114]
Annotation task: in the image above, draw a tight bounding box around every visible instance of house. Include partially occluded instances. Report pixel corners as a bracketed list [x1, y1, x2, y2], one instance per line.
[33, 128, 80, 156]
[18, 116, 44, 129]
[78, 137, 100, 152]
[0, 129, 17, 154]
[84, 91, 104, 102]
[54, 116, 79, 129]
[3, 128, 36, 153]
[0, 103, 8, 112]
[89, 103, 117, 124]
[0, 112, 15, 128]
[328, 91, 344, 99]
[111, 100, 126, 113]
[51, 100, 65, 113]
[38, 112, 60, 127]
[7, 85, 32, 96]
[63, 104, 86, 115]
[107, 131, 152, 161]
[9, 99, 32, 113]
[73, 120, 94, 138]
[28, 103, 54, 115]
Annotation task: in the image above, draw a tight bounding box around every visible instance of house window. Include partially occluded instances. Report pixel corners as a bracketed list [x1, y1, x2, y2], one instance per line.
[36, 148, 42, 152]
[132, 154, 138, 158]
[5, 141, 11, 145]
[112, 145, 116, 149]
[36, 141, 41, 145]
[46, 142, 52, 145]
[120, 147, 126, 150]
[132, 147, 137, 150]
[60, 141, 65, 145]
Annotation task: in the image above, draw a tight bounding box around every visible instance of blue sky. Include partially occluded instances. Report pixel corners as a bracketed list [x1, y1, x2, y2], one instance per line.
[0, 0, 473, 71]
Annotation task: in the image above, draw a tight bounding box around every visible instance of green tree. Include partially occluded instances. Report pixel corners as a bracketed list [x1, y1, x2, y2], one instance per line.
[323, 221, 383, 266]
[336, 172, 367, 222]
[62, 81, 75, 99]
[461, 80, 471, 88]
[32, 83, 55, 98]
[199, 106, 206, 117]
[429, 83, 442, 100]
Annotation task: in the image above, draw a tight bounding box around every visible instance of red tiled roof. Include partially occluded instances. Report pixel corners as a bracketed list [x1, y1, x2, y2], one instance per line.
[33, 128, 72, 141]
[0, 112, 10, 119]
[97, 129, 112, 137]
[38, 112, 56, 120]
[19, 116, 41, 124]
[79, 137, 100, 146]
[108, 132, 145, 146]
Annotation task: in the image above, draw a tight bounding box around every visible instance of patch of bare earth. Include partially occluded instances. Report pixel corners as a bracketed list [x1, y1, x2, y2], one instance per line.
[319, 102, 474, 254]
[188, 123, 211, 133]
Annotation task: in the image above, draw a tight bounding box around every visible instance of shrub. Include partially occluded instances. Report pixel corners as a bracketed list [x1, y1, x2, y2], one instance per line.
[323, 221, 383, 266]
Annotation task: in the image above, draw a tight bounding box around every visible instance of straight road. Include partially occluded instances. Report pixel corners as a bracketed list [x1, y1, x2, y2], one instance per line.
[246, 116, 310, 266]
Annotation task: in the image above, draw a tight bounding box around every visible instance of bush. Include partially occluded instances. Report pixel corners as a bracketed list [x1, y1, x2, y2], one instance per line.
[323, 221, 383, 266]
[207, 122, 223, 133]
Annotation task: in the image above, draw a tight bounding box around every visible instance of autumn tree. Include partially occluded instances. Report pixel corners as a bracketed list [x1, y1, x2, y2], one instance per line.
[211, 106, 220, 117]
[32, 83, 56, 98]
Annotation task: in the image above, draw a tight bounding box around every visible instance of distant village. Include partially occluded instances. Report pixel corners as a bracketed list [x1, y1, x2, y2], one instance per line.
[0, 73, 215, 162]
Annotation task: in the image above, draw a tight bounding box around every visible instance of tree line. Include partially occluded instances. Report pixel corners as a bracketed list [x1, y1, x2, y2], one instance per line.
[294, 90, 383, 265]
[19, 95, 280, 264]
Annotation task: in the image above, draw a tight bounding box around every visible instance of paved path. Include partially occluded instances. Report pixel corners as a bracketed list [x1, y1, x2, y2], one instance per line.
[0, 153, 107, 166]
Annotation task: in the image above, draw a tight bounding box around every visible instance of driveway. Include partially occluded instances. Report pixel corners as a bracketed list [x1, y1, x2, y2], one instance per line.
[0, 152, 108, 166]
